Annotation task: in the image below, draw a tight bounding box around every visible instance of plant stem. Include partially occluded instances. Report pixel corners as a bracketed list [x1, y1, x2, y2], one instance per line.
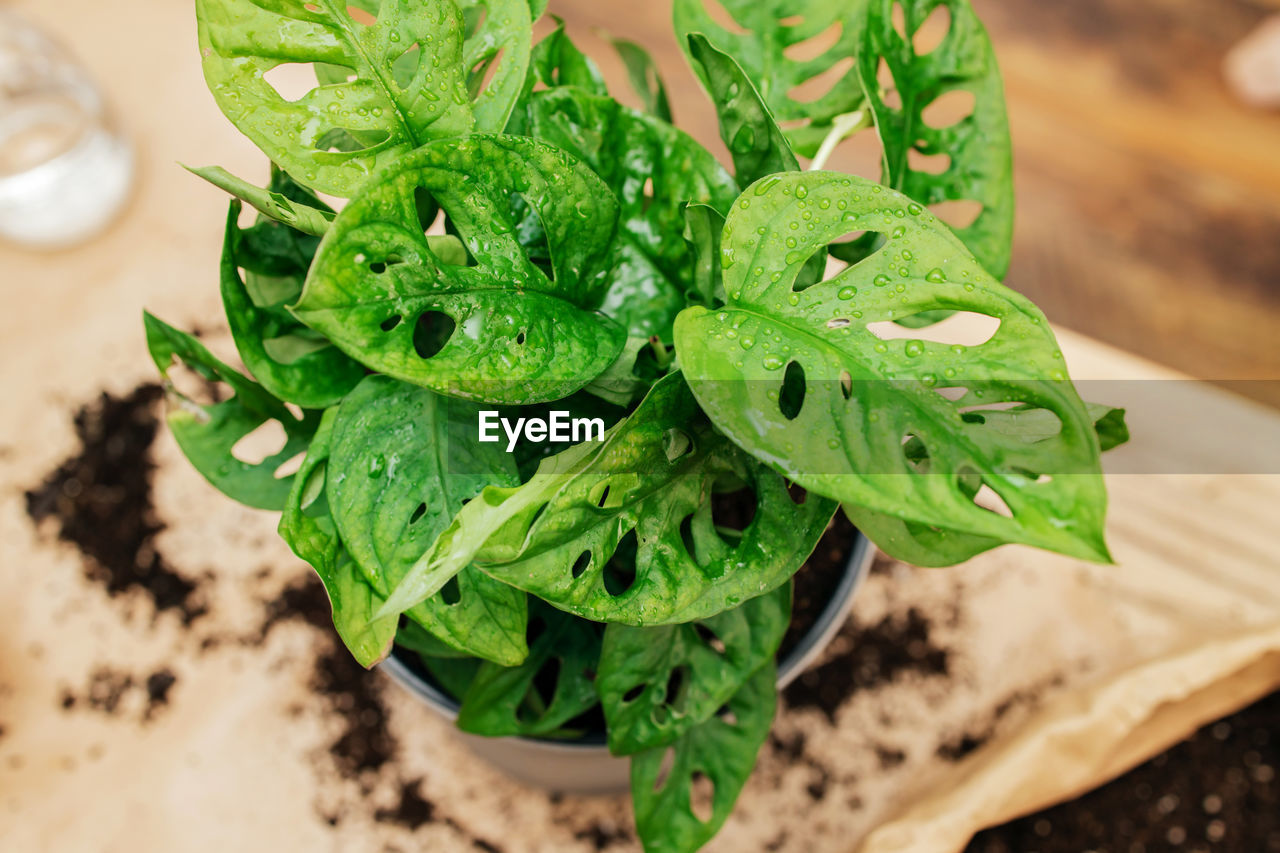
[808, 110, 872, 172]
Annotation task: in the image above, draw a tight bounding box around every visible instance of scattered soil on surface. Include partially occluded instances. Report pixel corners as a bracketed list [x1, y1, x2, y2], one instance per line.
[24, 384, 205, 624]
[936, 677, 1063, 763]
[258, 573, 398, 787]
[375, 778, 436, 829]
[966, 690, 1280, 853]
[59, 665, 178, 722]
[783, 606, 952, 722]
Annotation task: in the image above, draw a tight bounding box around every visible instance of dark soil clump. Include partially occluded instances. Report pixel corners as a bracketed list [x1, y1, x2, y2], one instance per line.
[966, 690, 1279, 853]
[59, 665, 178, 723]
[375, 778, 437, 829]
[780, 512, 858, 660]
[261, 572, 398, 785]
[144, 669, 178, 719]
[24, 384, 205, 624]
[783, 607, 951, 722]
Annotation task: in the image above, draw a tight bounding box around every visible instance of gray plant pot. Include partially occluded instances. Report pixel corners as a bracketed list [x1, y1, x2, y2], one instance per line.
[380, 530, 875, 795]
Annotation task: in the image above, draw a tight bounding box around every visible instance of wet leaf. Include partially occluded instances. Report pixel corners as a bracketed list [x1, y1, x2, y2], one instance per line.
[630, 662, 777, 853]
[674, 0, 869, 156]
[278, 409, 396, 666]
[327, 375, 527, 665]
[674, 172, 1111, 562]
[381, 373, 835, 624]
[523, 88, 739, 338]
[597, 584, 789, 755]
[294, 134, 626, 404]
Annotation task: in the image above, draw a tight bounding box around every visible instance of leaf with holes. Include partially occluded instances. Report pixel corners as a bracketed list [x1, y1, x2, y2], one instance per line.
[597, 583, 789, 756]
[383, 373, 834, 624]
[222, 203, 366, 410]
[674, 172, 1111, 563]
[327, 375, 528, 666]
[843, 403, 1128, 566]
[686, 34, 798, 188]
[196, 0, 531, 197]
[854, 0, 1014, 279]
[143, 312, 319, 511]
[457, 601, 603, 737]
[523, 88, 740, 339]
[631, 661, 777, 853]
[294, 134, 626, 404]
[279, 409, 396, 666]
[674, 0, 870, 156]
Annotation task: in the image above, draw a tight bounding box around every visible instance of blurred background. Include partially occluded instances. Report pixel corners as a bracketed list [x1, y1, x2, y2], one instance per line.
[0, 1, 1277, 852]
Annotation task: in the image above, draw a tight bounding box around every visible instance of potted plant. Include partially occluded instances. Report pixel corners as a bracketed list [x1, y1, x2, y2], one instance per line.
[144, 1, 1128, 850]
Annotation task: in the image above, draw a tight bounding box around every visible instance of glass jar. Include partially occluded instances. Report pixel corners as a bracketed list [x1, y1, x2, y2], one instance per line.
[0, 11, 134, 249]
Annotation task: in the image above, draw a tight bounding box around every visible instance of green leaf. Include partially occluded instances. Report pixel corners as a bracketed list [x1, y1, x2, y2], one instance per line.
[420, 654, 484, 700]
[221, 203, 366, 410]
[1090, 404, 1130, 453]
[196, 0, 532, 197]
[609, 37, 673, 122]
[143, 311, 318, 511]
[525, 0, 549, 22]
[684, 34, 798, 188]
[327, 375, 528, 666]
[455, 0, 535, 132]
[388, 373, 835, 624]
[683, 203, 727, 308]
[673, 172, 1111, 563]
[457, 601, 603, 738]
[527, 21, 609, 96]
[855, 0, 1014, 279]
[294, 134, 626, 405]
[630, 662, 777, 853]
[278, 408, 396, 666]
[186, 165, 335, 237]
[674, 0, 869, 156]
[523, 88, 739, 339]
[597, 583, 789, 756]
[842, 403, 1129, 566]
[395, 619, 471, 659]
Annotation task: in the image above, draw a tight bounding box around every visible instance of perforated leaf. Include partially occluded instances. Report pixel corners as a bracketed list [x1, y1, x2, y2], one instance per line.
[523, 88, 739, 338]
[196, 0, 531, 197]
[597, 583, 789, 756]
[294, 134, 626, 405]
[327, 375, 528, 666]
[855, 0, 1013, 278]
[221, 203, 366, 410]
[673, 172, 1111, 562]
[457, 602, 602, 737]
[674, 0, 869, 156]
[381, 373, 834, 624]
[278, 409, 396, 666]
[143, 312, 318, 511]
[845, 404, 1128, 566]
[630, 662, 777, 853]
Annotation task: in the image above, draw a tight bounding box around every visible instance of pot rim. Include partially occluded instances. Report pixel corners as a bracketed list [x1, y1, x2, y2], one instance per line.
[380, 528, 876, 754]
